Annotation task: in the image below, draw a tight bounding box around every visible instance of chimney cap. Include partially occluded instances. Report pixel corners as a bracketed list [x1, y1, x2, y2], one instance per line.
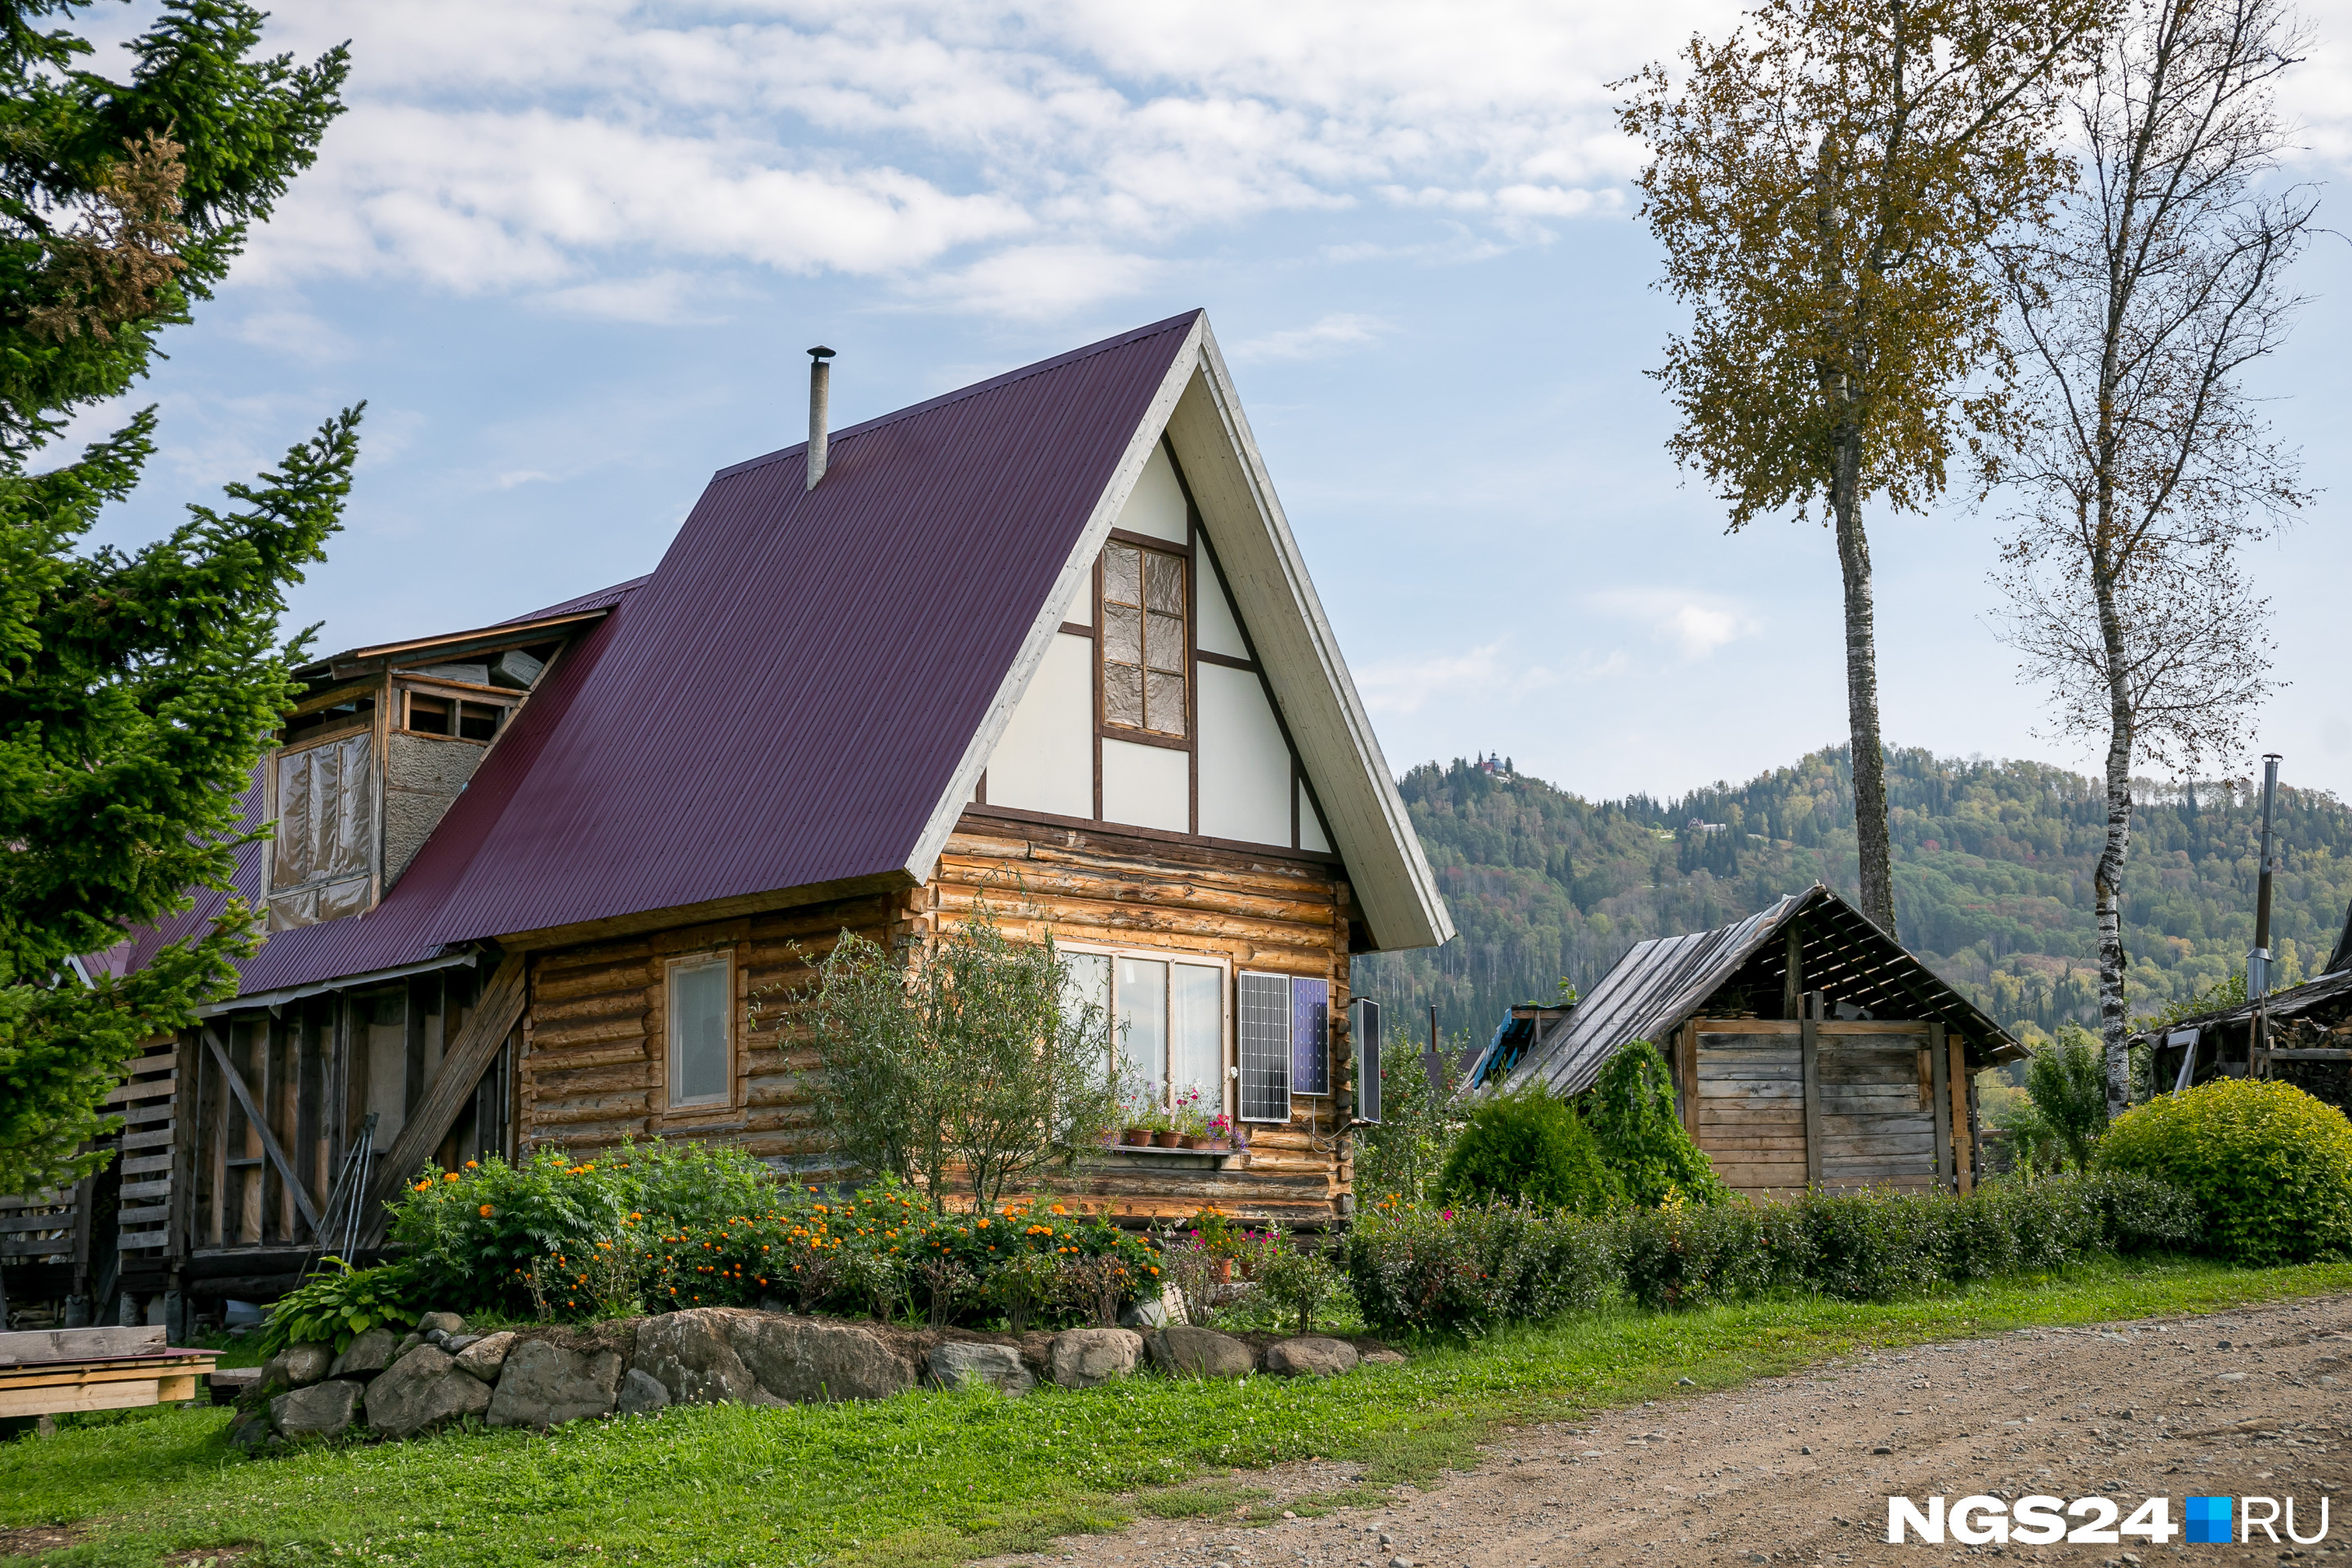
[808, 345, 836, 360]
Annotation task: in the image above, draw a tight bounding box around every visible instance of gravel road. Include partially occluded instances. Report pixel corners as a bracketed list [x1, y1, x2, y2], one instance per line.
[1040, 1294, 2352, 1568]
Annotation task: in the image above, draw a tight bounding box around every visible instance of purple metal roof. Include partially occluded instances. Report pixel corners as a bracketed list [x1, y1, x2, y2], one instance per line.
[158, 311, 1200, 999]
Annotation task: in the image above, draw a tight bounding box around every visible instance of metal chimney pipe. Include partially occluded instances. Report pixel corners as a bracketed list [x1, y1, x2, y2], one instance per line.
[805, 345, 835, 491]
[2252, 752, 2282, 996]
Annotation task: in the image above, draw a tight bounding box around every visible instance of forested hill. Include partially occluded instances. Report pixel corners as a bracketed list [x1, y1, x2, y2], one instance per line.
[1353, 747, 2352, 1046]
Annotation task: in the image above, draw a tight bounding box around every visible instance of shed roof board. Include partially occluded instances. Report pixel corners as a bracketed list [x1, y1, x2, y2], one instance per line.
[1486, 883, 2024, 1100]
[98, 311, 1452, 1004]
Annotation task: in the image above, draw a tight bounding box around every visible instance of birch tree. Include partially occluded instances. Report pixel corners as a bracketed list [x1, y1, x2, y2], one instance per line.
[1989, 0, 2310, 1116]
[1619, 0, 2098, 933]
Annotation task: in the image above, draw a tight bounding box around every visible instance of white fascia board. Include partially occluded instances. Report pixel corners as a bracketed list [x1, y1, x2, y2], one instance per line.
[901, 312, 1209, 885]
[1164, 323, 1454, 953]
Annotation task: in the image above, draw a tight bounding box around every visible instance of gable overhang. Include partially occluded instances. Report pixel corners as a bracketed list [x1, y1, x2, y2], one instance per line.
[903, 310, 1453, 955]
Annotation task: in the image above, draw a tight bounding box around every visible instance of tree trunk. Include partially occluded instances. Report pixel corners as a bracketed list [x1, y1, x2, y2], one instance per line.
[1830, 422, 1896, 934]
[2092, 568, 2135, 1116]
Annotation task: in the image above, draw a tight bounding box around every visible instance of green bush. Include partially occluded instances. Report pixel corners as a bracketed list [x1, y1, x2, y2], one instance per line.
[1616, 1198, 1806, 1310]
[1345, 1199, 1615, 1337]
[2096, 1079, 2352, 1264]
[1577, 1040, 1728, 1207]
[1245, 1225, 1345, 1335]
[258, 1258, 424, 1355]
[2025, 1027, 2111, 1171]
[1437, 1088, 1620, 1215]
[388, 1140, 785, 1311]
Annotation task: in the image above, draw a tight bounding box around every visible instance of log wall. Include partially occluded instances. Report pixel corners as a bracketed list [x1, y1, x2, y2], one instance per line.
[514, 810, 1356, 1227]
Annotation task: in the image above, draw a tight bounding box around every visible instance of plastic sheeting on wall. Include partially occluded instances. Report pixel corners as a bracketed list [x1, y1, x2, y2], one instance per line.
[268, 731, 376, 929]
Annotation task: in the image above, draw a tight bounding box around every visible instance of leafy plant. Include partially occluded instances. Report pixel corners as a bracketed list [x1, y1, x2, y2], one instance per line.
[777, 897, 1122, 1209]
[1245, 1225, 1343, 1336]
[1353, 1027, 1464, 1207]
[2026, 1026, 2114, 1169]
[1437, 1087, 1620, 1215]
[2097, 1079, 2352, 1264]
[1346, 1199, 1616, 1337]
[1576, 1039, 1728, 1207]
[258, 1258, 421, 1355]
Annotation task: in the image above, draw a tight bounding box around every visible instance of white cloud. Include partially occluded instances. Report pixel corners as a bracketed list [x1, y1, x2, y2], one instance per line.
[497, 469, 557, 489]
[233, 306, 353, 363]
[1227, 312, 1388, 363]
[1590, 588, 1763, 662]
[194, 0, 1748, 318]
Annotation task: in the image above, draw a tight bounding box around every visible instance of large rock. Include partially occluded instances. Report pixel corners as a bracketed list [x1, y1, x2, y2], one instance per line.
[632, 1308, 775, 1408]
[1147, 1325, 1256, 1379]
[226, 1409, 274, 1451]
[929, 1341, 1035, 1396]
[417, 1311, 466, 1337]
[728, 1314, 915, 1403]
[364, 1345, 491, 1438]
[616, 1367, 670, 1417]
[283, 1343, 334, 1388]
[1264, 1337, 1360, 1378]
[270, 1378, 363, 1439]
[256, 1351, 292, 1396]
[488, 1339, 624, 1429]
[331, 1325, 401, 1379]
[452, 1330, 516, 1382]
[1047, 1328, 1143, 1389]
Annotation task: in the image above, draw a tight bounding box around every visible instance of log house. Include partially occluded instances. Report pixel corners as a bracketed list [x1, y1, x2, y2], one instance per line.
[11, 311, 1453, 1332]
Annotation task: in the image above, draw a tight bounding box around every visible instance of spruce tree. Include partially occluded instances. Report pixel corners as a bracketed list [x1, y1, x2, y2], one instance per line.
[0, 1, 351, 1196]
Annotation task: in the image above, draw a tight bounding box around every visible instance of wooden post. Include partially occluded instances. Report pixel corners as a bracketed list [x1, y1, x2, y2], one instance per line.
[1800, 998, 1822, 1189]
[1677, 1022, 1699, 1140]
[1948, 1033, 1973, 1195]
[295, 1009, 323, 1243]
[1929, 1022, 1952, 1193]
[402, 980, 427, 1120]
[1783, 922, 1803, 1021]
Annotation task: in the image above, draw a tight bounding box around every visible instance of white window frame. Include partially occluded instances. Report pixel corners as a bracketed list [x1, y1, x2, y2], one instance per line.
[1057, 942, 1231, 1120]
[664, 951, 735, 1111]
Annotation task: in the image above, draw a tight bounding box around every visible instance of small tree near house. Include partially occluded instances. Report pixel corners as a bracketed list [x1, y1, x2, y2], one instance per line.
[778, 898, 1122, 1213]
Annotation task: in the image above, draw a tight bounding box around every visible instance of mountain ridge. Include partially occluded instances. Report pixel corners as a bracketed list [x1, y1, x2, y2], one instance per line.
[1355, 746, 2352, 1046]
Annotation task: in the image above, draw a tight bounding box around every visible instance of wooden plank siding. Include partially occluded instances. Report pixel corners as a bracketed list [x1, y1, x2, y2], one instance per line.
[514, 812, 1356, 1227]
[1688, 1019, 1956, 1200]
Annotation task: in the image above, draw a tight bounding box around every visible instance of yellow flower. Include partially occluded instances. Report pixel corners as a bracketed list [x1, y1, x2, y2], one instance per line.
[443, 1171, 461, 1183]
[464, 1160, 479, 1169]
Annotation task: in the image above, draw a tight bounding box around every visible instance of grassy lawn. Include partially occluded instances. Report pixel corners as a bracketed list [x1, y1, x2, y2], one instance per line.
[5, 1256, 2349, 1568]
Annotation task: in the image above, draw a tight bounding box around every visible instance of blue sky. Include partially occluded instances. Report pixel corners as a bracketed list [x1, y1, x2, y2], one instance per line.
[69, 0, 2352, 804]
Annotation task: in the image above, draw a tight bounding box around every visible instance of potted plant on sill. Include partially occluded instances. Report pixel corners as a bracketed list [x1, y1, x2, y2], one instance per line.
[1205, 1111, 1233, 1154]
[1174, 1084, 1213, 1149]
[1148, 1104, 1183, 1148]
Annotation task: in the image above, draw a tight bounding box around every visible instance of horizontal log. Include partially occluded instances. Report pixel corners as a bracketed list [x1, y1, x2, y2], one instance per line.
[527, 1014, 648, 1051]
[937, 856, 1336, 926]
[105, 1072, 178, 1105]
[1821, 1159, 1935, 1178]
[532, 1090, 653, 1125]
[115, 1204, 170, 1225]
[532, 940, 654, 982]
[118, 1102, 175, 1126]
[1698, 1135, 1808, 1153]
[121, 1128, 174, 1152]
[0, 1214, 73, 1234]
[530, 986, 652, 1026]
[527, 1115, 651, 1144]
[118, 1178, 172, 1202]
[523, 1041, 648, 1076]
[1820, 1136, 1934, 1159]
[530, 1063, 653, 1101]
[118, 1153, 173, 1177]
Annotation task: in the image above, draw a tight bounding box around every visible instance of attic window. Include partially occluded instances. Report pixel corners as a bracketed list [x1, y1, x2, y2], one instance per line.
[403, 693, 506, 741]
[1101, 541, 1187, 737]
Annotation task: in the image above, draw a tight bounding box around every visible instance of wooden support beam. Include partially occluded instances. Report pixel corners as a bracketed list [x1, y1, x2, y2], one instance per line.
[1929, 1022, 1952, 1194]
[1799, 1001, 1822, 1188]
[361, 955, 527, 1242]
[1948, 1031, 1972, 1195]
[200, 1029, 323, 1234]
[1782, 920, 1803, 1021]
[403, 978, 427, 1120]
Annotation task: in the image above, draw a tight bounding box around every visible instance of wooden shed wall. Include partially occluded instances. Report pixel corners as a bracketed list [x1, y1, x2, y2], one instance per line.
[514, 810, 1356, 1227]
[1675, 1019, 1972, 1199]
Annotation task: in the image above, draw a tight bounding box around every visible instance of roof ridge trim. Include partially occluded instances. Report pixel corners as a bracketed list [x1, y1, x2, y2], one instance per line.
[710, 310, 1205, 482]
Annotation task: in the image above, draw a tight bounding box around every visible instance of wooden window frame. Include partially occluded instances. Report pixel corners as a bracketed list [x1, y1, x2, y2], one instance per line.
[663, 951, 737, 1112]
[1058, 941, 1232, 1120]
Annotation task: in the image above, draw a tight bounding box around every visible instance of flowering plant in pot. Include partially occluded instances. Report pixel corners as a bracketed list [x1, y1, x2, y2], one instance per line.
[1205, 1111, 1233, 1152]
[1173, 1084, 1213, 1148]
[1147, 1104, 1184, 1147]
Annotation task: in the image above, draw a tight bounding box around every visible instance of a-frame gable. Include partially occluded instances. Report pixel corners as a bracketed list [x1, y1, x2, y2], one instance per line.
[920, 313, 1452, 955]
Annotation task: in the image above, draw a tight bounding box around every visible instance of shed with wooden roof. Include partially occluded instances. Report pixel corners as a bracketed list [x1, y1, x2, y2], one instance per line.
[1467, 884, 2025, 1197]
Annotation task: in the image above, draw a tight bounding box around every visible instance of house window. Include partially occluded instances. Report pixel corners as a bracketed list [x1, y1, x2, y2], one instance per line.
[666, 952, 733, 1109]
[403, 691, 506, 741]
[1237, 973, 1329, 1123]
[1061, 949, 1223, 1111]
[1101, 541, 1187, 737]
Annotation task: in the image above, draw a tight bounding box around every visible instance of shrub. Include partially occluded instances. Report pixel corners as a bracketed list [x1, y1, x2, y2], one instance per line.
[1437, 1088, 1620, 1215]
[1354, 1029, 1465, 1206]
[2078, 1169, 2203, 1254]
[1617, 1196, 1806, 1310]
[1578, 1040, 1729, 1207]
[258, 1258, 424, 1354]
[2025, 1027, 2111, 1171]
[2096, 1079, 2352, 1264]
[1246, 1225, 1344, 1335]
[1344, 1200, 1614, 1338]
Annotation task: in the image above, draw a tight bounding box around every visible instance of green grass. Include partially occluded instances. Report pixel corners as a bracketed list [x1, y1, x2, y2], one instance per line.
[5, 1256, 2348, 1568]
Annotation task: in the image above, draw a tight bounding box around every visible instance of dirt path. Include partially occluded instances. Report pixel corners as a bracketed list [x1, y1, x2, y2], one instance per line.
[1041, 1295, 2352, 1567]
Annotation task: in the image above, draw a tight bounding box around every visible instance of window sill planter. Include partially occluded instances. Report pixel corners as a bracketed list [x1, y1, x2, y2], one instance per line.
[1120, 1128, 1153, 1147]
[1150, 1130, 1183, 1148]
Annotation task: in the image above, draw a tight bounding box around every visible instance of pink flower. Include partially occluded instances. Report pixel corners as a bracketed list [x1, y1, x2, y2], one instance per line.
[1441, 1209, 1455, 1220]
